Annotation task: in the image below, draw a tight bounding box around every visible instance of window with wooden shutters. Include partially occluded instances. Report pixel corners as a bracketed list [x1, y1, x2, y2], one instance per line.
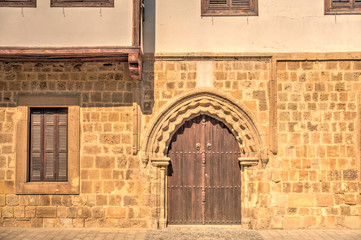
[325, 0, 361, 14]
[0, 0, 36, 7]
[201, 0, 258, 16]
[29, 108, 68, 182]
[51, 0, 114, 7]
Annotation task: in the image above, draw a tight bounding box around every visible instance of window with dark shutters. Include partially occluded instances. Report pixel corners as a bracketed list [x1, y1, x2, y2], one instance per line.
[0, 0, 36, 7]
[29, 108, 68, 182]
[325, 0, 361, 14]
[51, 0, 114, 7]
[201, 0, 258, 16]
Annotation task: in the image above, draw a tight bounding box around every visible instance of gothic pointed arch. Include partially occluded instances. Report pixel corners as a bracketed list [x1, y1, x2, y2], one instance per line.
[141, 90, 268, 168]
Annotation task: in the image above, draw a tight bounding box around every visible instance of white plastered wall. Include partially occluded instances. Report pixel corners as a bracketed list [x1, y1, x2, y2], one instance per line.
[0, 0, 132, 47]
[144, 0, 361, 53]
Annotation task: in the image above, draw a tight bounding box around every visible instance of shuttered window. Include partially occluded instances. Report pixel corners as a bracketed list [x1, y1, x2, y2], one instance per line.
[0, 0, 36, 7]
[325, 0, 361, 14]
[201, 0, 258, 16]
[51, 0, 114, 7]
[29, 108, 68, 182]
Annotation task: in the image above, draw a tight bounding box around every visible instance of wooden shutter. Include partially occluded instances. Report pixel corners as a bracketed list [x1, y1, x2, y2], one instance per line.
[203, 0, 257, 16]
[51, 0, 114, 7]
[231, 0, 250, 7]
[57, 109, 68, 181]
[44, 110, 55, 181]
[209, 0, 227, 7]
[208, 0, 250, 8]
[326, 0, 361, 14]
[29, 108, 68, 182]
[30, 109, 42, 181]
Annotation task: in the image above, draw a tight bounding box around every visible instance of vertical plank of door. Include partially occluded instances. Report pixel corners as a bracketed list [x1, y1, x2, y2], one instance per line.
[194, 116, 203, 224]
[167, 115, 241, 224]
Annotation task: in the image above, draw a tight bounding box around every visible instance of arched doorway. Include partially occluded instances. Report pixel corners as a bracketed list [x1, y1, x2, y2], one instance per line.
[167, 115, 241, 224]
[140, 90, 268, 228]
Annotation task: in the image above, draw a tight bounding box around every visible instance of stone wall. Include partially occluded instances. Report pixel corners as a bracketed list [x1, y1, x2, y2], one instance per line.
[244, 60, 361, 229]
[142, 59, 270, 135]
[0, 58, 361, 229]
[0, 62, 156, 228]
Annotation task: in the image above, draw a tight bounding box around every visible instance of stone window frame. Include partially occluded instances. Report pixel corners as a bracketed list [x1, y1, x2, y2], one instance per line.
[16, 94, 80, 195]
[0, 0, 36, 7]
[201, 0, 258, 17]
[50, 0, 114, 7]
[325, 0, 361, 15]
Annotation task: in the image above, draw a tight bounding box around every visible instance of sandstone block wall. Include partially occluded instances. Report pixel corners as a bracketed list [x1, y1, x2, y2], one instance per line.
[0, 62, 156, 228]
[245, 60, 361, 229]
[0, 58, 360, 229]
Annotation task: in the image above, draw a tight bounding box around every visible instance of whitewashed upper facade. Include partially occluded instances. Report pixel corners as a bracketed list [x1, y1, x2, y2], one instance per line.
[144, 0, 361, 53]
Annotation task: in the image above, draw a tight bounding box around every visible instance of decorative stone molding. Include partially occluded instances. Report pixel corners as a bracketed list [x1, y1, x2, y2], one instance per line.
[151, 157, 170, 168]
[141, 90, 268, 168]
[238, 157, 259, 167]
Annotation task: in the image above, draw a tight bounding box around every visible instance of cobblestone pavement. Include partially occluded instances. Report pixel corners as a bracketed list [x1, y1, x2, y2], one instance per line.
[1, 227, 361, 240]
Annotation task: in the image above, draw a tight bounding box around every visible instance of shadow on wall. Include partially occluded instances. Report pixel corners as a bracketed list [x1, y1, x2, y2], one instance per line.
[141, 0, 156, 115]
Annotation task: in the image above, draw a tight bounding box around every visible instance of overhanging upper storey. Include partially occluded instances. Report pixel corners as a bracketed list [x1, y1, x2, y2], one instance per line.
[0, 0, 144, 81]
[0, 47, 143, 81]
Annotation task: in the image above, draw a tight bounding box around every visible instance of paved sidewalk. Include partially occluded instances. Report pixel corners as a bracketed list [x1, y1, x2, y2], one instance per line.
[1, 226, 361, 240]
[259, 229, 361, 240]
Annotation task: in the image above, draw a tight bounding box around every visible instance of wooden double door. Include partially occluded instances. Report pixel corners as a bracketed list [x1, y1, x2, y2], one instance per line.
[167, 115, 241, 224]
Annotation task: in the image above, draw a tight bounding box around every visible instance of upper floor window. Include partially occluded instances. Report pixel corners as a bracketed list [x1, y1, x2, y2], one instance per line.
[201, 0, 258, 16]
[51, 0, 114, 7]
[0, 0, 36, 7]
[325, 0, 361, 14]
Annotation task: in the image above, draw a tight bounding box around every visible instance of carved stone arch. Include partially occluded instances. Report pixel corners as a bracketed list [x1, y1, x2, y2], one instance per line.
[141, 90, 269, 168]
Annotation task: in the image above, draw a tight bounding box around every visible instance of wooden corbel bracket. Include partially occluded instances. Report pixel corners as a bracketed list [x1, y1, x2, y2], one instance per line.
[128, 50, 143, 81]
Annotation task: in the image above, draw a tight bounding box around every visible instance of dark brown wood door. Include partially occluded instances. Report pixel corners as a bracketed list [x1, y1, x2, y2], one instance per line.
[167, 115, 241, 225]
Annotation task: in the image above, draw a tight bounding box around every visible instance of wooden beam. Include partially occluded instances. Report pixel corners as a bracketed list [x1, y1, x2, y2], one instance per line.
[0, 47, 143, 81]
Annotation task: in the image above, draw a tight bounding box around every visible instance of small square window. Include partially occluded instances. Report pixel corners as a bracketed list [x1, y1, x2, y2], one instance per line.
[51, 0, 114, 7]
[325, 0, 361, 15]
[0, 0, 36, 7]
[201, 0, 258, 17]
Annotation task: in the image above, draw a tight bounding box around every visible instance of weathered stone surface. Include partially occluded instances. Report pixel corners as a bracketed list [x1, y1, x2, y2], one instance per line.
[288, 194, 314, 207]
[106, 207, 126, 218]
[36, 207, 57, 218]
[316, 194, 334, 207]
[1, 59, 361, 230]
[95, 156, 115, 169]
